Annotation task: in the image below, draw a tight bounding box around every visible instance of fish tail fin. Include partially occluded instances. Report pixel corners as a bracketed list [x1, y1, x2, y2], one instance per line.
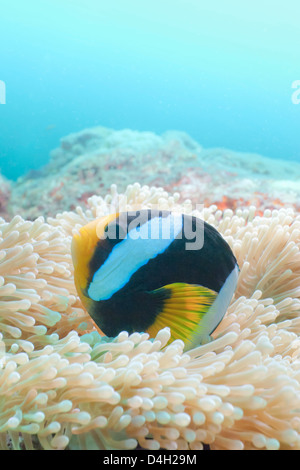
[146, 283, 218, 350]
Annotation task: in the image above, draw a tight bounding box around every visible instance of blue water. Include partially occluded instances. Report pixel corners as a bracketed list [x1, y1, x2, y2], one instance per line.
[0, 0, 299, 180]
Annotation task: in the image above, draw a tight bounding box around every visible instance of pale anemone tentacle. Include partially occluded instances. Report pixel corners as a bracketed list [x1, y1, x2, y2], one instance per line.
[0, 184, 299, 450]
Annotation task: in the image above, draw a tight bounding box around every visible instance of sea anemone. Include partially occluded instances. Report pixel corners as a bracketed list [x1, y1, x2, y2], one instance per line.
[0, 183, 300, 450]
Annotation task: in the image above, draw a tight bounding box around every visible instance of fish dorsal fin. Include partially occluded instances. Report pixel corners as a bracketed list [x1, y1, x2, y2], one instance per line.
[146, 283, 218, 350]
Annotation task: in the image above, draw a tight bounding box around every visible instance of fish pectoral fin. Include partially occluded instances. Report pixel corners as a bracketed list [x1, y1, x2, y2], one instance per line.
[146, 283, 217, 350]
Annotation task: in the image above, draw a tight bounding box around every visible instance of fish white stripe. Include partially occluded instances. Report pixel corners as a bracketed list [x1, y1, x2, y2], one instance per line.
[88, 214, 183, 301]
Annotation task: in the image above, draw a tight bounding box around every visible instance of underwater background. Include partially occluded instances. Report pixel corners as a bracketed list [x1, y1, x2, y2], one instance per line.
[0, 0, 299, 219]
[2, 1, 300, 452]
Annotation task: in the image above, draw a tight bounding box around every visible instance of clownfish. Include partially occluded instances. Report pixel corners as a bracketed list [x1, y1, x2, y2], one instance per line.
[71, 210, 239, 350]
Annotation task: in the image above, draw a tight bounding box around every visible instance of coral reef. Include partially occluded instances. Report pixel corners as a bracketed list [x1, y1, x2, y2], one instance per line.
[1, 183, 300, 450]
[0, 173, 11, 220]
[6, 126, 300, 220]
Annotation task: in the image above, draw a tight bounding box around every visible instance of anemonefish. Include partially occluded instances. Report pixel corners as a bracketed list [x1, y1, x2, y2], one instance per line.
[71, 210, 239, 350]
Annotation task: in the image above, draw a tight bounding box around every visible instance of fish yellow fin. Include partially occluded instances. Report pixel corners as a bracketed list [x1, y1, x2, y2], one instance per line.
[146, 283, 217, 350]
